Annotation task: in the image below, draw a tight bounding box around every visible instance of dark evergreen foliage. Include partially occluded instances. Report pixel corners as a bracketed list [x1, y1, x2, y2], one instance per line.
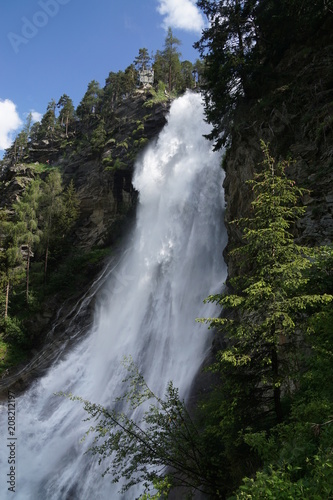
[195, 0, 331, 148]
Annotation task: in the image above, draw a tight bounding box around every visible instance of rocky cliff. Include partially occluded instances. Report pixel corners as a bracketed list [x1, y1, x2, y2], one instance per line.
[223, 20, 333, 278]
[0, 90, 171, 392]
[190, 19, 333, 415]
[1, 90, 171, 248]
[63, 90, 171, 249]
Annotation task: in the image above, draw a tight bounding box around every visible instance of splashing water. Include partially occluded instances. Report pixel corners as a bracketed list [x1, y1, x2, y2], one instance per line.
[0, 92, 227, 499]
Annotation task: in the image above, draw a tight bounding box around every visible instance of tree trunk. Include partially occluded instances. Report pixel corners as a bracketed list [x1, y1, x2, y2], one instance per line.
[271, 346, 283, 423]
[44, 239, 49, 284]
[26, 247, 30, 304]
[65, 113, 69, 137]
[5, 279, 9, 319]
[44, 215, 52, 284]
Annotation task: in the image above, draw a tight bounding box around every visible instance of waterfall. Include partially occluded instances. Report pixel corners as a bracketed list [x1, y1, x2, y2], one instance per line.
[0, 92, 227, 499]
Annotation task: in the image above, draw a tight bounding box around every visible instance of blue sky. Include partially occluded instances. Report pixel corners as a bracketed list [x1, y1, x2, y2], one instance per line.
[0, 0, 206, 156]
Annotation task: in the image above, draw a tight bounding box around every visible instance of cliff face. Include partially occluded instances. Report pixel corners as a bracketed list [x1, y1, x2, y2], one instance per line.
[0, 91, 170, 248]
[63, 91, 171, 248]
[223, 22, 333, 278]
[0, 91, 171, 392]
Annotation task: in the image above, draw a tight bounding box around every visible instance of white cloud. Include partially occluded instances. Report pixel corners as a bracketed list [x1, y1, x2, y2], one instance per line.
[0, 99, 22, 150]
[157, 0, 205, 33]
[30, 110, 42, 123]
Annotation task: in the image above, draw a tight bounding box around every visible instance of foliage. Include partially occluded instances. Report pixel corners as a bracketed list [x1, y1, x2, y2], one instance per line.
[195, 0, 259, 148]
[76, 80, 104, 124]
[57, 94, 75, 137]
[0, 338, 28, 375]
[144, 81, 170, 108]
[45, 247, 111, 296]
[151, 28, 198, 94]
[38, 99, 58, 140]
[232, 372, 333, 498]
[195, 0, 330, 148]
[1, 316, 26, 346]
[199, 142, 332, 423]
[103, 157, 127, 172]
[90, 120, 107, 154]
[0, 168, 80, 367]
[38, 170, 64, 280]
[196, 144, 333, 497]
[13, 179, 42, 303]
[133, 138, 149, 149]
[138, 477, 172, 499]
[60, 179, 80, 234]
[134, 48, 152, 72]
[162, 27, 182, 92]
[59, 356, 224, 498]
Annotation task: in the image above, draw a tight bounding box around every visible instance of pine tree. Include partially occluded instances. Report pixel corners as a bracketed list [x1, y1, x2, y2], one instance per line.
[76, 80, 103, 123]
[13, 130, 28, 163]
[29, 121, 41, 143]
[0, 211, 22, 322]
[24, 112, 33, 137]
[200, 142, 332, 422]
[195, 0, 259, 148]
[90, 120, 106, 155]
[152, 50, 167, 87]
[179, 60, 195, 92]
[39, 171, 64, 282]
[60, 179, 79, 232]
[38, 99, 57, 141]
[57, 94, 75, 137]
[104, 72, 123, 112]
[13, 180, 42, 303]
[134, 48, 151, 71]
[122, 64, 138, 95]
[162, 27, 182, 92]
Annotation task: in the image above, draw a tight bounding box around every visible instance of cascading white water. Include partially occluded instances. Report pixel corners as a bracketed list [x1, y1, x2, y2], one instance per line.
[0, 92, 227, 499]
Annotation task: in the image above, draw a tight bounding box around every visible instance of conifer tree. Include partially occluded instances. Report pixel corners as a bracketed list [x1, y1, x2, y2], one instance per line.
[13, 180, 42, 303]
[60, 179, 79, 233]
[134, 48, 151, 71]
[195, 0, 259, 148]
[39, 171, 63, 282]
[13, 131, 28, 163]
[76, 80, 103, 123]
[24, 112, 33, 138]
[104, 72, 123, 112]
[179, 60, 195, 91]
[200, 142, 332, 422]
[152, 50, 167, 86]
[57, 94, 75, 137]
[124, 64, 138, 94]
[39, 99, 57, 140]
[29, 121, 41, 143]
[0, 211, 22, 322]
[162, 27, 182, 92]
[90, 120, 106, 155]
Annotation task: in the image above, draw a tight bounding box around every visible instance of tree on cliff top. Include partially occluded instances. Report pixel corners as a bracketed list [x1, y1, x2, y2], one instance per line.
[76, 80, 103, 124]
[134, 48, 152, 72]
[162, 27, 182, 92]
